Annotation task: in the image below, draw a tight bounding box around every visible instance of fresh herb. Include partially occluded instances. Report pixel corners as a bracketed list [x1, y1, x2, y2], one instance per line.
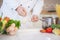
[5, 19, 21, 29]
[14, 20, 20, 29]
[0, 21, 3, 33]
[51, 24, 56, 29]
[51, 24, 60, 29]
[2, 30, 7, 34]
[0, 21, 2, 26]
[0, 17, 21, 34]
[56, 24, 60, 29]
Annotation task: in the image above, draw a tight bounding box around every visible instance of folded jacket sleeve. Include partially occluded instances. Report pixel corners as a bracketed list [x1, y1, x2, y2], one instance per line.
[32, 0, 44, 17]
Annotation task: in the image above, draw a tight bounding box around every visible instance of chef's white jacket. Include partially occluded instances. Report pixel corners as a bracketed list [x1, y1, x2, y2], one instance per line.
[1, 0, 44, 29]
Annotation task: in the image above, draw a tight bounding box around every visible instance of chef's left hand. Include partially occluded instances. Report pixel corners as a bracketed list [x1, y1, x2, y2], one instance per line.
[31, 15, 39, 22]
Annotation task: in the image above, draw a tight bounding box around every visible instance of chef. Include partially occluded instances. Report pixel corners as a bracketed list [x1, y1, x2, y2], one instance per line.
[1, 0, 44, 29]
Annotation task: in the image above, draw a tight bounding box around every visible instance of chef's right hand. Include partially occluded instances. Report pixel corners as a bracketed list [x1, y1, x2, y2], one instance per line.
[16, 6, 27, 17]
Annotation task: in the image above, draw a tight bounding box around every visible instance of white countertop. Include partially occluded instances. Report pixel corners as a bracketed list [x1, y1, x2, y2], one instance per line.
[0, 29, 60, 40]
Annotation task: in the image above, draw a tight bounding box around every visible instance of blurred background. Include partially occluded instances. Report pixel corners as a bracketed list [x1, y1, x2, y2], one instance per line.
[43, 0, 59, 11]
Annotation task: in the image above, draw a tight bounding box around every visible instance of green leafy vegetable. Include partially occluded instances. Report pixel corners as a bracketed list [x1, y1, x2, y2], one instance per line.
[0, 21, 2, 30]
[0, 21, 3, 33]
[0, 21, 3, 26]
[14, 20, 21, 29]
[0, 17, 21, 34]
[2, 30, 7, 34]
[51, 24, 56, 29]
[56, 24, 60, 29]
[5, 19, 21, 29]
[51, 24, 60, 29]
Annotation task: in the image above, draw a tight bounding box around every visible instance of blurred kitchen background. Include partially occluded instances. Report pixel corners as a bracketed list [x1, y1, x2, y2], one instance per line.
[0, 0, 60, 28]
[41, 0, 60, 27]
[43, 0, 58, 11]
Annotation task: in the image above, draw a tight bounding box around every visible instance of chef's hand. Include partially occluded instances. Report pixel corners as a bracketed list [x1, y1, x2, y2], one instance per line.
[6, 23, 18, 35]
[16, 6, 27, 17]
[31, 15, 39, 22]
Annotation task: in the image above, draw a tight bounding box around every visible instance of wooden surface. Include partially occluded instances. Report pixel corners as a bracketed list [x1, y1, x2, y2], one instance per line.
[41, 10, 57, 15]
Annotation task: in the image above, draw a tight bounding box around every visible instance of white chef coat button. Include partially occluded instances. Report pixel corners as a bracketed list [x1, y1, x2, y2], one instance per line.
[11, 8, 13, 10]
[20, 4, 22, 6]
[28, 6, 30, 8]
